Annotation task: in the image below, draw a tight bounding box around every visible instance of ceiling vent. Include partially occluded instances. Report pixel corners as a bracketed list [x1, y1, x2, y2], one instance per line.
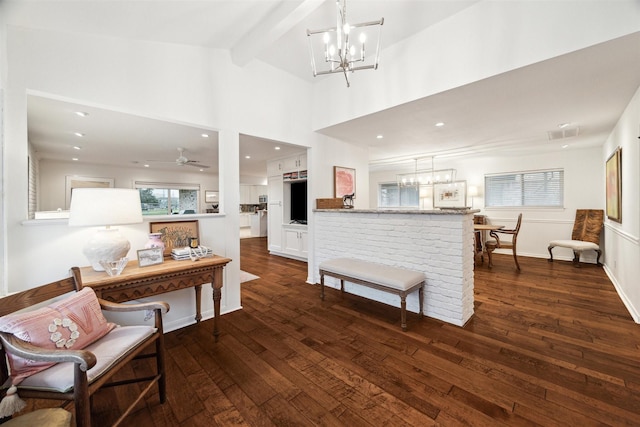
[547, 127, 580, 140]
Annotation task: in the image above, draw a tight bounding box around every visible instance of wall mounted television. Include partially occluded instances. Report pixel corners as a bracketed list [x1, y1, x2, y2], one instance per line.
[290, 181, 307, 224]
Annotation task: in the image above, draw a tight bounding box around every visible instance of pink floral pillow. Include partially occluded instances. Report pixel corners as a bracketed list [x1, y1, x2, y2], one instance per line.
[0, 287, 116, 384]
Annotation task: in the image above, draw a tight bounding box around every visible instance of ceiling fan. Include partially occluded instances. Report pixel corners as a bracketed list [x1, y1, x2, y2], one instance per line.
[147, 147, 210, 169]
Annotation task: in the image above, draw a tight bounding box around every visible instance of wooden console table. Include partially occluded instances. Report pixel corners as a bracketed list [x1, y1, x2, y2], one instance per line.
[80, 256, 232, 342]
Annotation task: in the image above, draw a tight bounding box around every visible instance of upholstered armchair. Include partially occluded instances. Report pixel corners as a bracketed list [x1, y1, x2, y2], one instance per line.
[548, 209, 604, 266]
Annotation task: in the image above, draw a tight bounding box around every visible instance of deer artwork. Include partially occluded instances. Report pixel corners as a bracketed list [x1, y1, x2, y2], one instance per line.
[342, 193, 355, 209]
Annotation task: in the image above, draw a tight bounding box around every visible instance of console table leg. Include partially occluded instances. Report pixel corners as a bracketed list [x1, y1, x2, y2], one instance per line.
[212, 287, 221, 342]
[212, 266, 224, 343]
[194, 285, 202, 322]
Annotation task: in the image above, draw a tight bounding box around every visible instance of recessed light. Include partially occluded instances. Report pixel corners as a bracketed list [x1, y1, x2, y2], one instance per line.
[144, 164, 150, 168]
[199, 169, 204, 172]
[245, 155, 251, 159]
[74, 132, 84, 137]
[562, 144, 569, 149]
[72, 157, 79, 161]
[201, 133, 209, 138]
[435, 122, 445, 127]
[75, 111, 88, 117]
[376, 135, 383, 139]
[72, 146, 81, 150]
[274, 146, 281, 150]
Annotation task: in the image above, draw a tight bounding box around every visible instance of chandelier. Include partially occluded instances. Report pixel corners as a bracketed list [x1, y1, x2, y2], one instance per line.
[307, 0, 384, 87]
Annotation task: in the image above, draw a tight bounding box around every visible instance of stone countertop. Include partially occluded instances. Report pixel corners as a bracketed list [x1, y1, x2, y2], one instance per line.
[314, 208, 480, 215]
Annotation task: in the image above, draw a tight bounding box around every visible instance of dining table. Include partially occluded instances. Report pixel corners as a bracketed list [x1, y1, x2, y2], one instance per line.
[473, 223, 504, 263]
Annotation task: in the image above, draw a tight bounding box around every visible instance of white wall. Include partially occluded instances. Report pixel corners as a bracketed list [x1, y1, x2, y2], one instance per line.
[37, 159, 219, 213]
[369, 145, 605, 263]
[311, 0, 640, 131]
[602, 86, 640, 322]
[1, 25, 317, 332]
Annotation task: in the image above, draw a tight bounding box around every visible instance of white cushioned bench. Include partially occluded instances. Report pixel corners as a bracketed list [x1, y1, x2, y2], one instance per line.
[319, 258, 425, 331]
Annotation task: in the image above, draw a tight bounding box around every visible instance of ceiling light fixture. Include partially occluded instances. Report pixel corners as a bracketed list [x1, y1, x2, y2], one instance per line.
[376, 135, 383, 139]
[73, 146, 81, 150]
[307, 0, 383, 87]
[201, 133, 209, 138]
[245, 155, 251, 159]
[74, 132, 84, 137]
[275, 146, 281, 150]
[558, 123, 570, 128]
[435, 122, 445, 127]
[75, 111, 88, 117]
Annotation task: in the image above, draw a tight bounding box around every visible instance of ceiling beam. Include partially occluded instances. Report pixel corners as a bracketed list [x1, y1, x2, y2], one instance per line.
[231, 0, 325, 67]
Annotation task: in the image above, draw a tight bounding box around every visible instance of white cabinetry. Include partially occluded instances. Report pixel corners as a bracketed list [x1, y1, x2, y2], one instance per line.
[240, 185, 267, 204]
[282, 225, 308, 259]
[283, 154, 306, 173]
[267, 160, 284, 176]
[267, 175, 283, 252]
[239, 213, 251, 228]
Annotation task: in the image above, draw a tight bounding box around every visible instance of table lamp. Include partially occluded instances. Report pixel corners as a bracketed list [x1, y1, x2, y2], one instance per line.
[69, 188, 143, 271]
[468, 186, 479, 208]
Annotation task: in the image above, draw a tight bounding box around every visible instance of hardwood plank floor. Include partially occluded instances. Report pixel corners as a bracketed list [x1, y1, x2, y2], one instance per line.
[24, 237, 640, 425]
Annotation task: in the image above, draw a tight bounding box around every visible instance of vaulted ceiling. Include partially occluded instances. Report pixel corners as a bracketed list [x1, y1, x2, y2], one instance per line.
[8, 1, 640, 175]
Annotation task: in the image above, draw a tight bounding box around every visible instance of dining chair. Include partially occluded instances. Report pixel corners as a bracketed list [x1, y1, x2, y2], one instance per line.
[485, 213, 523, 271]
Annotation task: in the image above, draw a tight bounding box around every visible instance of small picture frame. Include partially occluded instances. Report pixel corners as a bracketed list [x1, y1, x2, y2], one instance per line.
[605, 147, 622, 223]
[137, 247, 164, 267]
[433, 181, 467, 208]
[150, 220, 200, 257]
[205, 190, 219, 203]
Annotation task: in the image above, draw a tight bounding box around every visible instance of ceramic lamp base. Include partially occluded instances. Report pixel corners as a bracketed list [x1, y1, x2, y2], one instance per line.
[83, 228, 131, 271]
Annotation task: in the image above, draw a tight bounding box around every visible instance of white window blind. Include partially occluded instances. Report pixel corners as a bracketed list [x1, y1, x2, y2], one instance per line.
[485, 169, 564, 208]
[379, 183, 419, 208]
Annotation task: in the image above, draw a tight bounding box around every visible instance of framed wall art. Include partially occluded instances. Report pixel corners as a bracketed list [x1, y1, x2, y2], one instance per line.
[433, 181, 467, 209]
[150, 220, 200, 256]
[605, 147, 622, 223]
[334, 166, 355, 198]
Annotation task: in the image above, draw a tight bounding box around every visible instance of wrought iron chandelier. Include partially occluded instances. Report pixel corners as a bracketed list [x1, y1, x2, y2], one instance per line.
[307, 0, 384, 87]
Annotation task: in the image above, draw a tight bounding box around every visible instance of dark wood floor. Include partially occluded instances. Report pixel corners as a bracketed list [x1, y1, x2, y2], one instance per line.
[28, 237, 640, 425]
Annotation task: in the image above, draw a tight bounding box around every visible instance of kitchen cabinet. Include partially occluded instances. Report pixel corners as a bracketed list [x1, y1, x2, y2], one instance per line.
[282, 225, 308, 260]
[283, 154, 306, 173]
[240, 185, 267, 204]
[239, 213, 251, 228]
[267, 175, 283, 252]
[251, 211, 268, 237]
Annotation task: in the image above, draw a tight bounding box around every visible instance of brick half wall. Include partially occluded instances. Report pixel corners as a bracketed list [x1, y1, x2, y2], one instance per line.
[313, 210, 475, 326]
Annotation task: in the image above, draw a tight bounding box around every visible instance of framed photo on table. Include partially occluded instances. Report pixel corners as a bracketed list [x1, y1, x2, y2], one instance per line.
[433, 181, 467, 208]
[150, 220, 200, 256]
[334, 166, 356, 198]
[605, 147, 622, 223]
[137, 247, 164, 267]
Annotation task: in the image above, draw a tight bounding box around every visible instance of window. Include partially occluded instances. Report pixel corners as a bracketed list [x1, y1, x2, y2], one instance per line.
[379, 183, 419, 208]
[485, 169, 563, 208]
[134, 181, 200, 215]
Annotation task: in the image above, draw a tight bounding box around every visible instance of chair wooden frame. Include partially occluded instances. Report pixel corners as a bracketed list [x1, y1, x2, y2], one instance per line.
[485, 213, 523, 271]
[0, 267, 169, 427]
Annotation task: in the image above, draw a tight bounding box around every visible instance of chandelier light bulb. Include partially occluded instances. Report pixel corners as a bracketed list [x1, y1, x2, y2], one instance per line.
[343, 23, 350, 34]
[323, 32, 330, 44]
[359, 33, 366, 43]
[350, 45, 355, 57]
[329, 45, 336, 57]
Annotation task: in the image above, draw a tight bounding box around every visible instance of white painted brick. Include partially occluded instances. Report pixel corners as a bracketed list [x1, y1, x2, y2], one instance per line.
[314, 210, 475, 326]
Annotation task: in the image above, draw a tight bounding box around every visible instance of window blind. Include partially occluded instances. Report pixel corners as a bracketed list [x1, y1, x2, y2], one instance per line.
[485, 169, 563, 208]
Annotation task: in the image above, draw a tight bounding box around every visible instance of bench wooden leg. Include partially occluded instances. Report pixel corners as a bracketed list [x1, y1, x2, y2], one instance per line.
[419, 285, 424, 318]
[320, 272, 325, 300]
[400, 295, 407, 332]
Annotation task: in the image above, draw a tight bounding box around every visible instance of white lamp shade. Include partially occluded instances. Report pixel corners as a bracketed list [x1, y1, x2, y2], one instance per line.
[69, 188, 142, 226]
[69, 188, 142, 271]
[468, 186, 479, 197]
